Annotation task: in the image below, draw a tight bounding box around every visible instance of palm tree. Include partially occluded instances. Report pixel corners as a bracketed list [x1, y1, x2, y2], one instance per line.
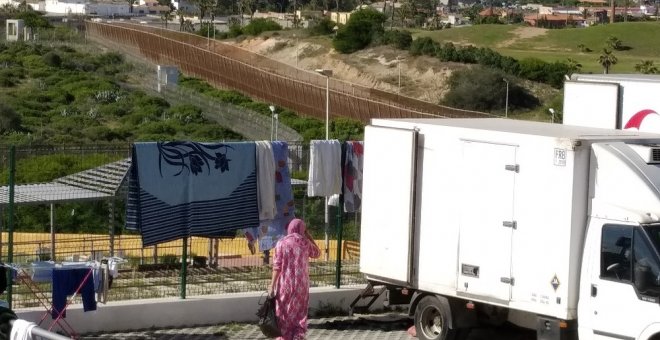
[566, 58, 582, 76]
[598, 48, 618, 74]
[606, 35, 622, 51]
[635, 60, 658, 74]
[127, 0, 136, 13]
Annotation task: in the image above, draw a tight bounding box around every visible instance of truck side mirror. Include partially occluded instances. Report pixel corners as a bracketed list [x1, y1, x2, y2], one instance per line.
[634, 264, 651, 293]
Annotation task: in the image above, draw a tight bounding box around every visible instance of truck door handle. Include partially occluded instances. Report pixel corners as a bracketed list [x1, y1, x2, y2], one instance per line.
[591, 284, 597, 297]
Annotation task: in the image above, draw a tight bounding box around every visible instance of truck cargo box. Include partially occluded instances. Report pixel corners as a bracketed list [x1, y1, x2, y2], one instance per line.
[359, 118, 660, 321]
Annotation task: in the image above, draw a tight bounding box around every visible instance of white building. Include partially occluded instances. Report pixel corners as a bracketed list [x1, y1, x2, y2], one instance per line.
[172, 0, 196, 12]
[6, 19, 24, 41]
[44, 0, 129, 16]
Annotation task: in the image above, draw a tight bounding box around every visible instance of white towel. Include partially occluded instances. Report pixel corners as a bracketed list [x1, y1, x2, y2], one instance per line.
[256, 141, 277, 221]
[10, 319, 36, 340]
[307, 140, 342, 197]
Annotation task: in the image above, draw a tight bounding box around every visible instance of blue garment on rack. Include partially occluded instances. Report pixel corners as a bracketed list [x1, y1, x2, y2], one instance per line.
[126, 141, 260, 246]
[51, 267, 96, 319]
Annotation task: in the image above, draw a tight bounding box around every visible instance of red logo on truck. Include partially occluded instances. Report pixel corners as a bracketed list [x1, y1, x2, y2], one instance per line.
[624, 109, 660, 129]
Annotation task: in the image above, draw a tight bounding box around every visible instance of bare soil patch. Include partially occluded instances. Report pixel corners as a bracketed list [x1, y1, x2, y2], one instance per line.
[230, 37, 469, 103]
[496, 27, 549, 48]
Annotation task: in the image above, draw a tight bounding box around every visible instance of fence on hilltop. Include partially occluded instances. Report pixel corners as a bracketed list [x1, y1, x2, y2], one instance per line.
[85, 21, 493, 123]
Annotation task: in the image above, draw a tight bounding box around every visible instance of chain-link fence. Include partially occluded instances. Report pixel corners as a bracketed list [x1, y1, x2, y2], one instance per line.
[0, 143, 363, 309]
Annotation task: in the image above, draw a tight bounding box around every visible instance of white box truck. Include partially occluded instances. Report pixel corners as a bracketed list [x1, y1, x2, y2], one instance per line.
[357, 118, 660, 340]
[563, 74, 660, 132]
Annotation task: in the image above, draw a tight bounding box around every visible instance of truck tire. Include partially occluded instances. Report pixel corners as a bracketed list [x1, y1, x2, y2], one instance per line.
[414, 295, 460, 340]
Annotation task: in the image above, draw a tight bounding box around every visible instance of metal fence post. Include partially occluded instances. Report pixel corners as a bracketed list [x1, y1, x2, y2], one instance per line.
[7, 145, 15, 309]
[181, 237, 188, 299]
[335, 195, 343, 289]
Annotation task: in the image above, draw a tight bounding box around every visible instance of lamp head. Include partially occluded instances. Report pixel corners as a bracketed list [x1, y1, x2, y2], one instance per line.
[269, 105, 275, 113]
[315, 69, 333, 76]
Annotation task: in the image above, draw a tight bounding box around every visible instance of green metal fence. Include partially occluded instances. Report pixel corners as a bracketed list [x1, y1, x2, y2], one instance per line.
[0, 143, 364, 309]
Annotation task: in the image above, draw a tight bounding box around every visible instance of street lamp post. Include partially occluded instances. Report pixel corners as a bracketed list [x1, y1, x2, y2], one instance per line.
[503, 78, 509, 118]
[269, 105, 276, 140]
[549, 108, 555, 123]
[315, 68, 333, 260]
[397, 56, 405, 95]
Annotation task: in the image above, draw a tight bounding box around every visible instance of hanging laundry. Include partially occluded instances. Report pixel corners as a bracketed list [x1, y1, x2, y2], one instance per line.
[126, 142, 260, 246]
[307, 140, 342, 197]
[256, 141, 277, 221]
[51, 267, 96, 319]
[342, 141, 364, 213]
[10, 319, 36, 340]
[258, 141, 297, 252]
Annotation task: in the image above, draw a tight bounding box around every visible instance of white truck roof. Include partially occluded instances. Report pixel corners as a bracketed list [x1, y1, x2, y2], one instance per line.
[371, 118, 660, 140]
[570, 73, 660, 83]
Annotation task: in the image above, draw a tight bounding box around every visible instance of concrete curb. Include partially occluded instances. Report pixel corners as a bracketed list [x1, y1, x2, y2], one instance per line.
[15, 285, 384, 334]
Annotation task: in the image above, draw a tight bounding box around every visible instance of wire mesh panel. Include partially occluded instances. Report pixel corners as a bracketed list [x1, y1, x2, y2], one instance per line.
[0, 143, 364, 308]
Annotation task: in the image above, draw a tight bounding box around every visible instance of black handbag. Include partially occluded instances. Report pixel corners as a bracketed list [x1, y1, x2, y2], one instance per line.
[257, 293, 281, 338]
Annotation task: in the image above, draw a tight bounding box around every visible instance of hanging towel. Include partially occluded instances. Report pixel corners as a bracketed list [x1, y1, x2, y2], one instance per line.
[10, 319, 35, 340]
[258, 141, 296, 252]
[256, 141, 277, 221]
[342, 141, 364, 212]
[307, 140, 342, 197]
[126, 141, 260, 246]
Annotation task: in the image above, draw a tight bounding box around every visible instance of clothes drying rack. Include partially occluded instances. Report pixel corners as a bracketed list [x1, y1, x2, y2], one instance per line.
[10, 262, 95, 339]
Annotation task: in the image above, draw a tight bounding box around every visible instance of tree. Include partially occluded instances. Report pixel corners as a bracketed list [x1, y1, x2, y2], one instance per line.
[127, 0, 136, 13]
[0, 103, 22, 134]
[635, 60, 658, 74]
[333, 8, 387, 53]
[159, 0, 176, 29]
[598, 48, 617, 74]
[566, 58, 582, 76]
[442, 66, 539, 112]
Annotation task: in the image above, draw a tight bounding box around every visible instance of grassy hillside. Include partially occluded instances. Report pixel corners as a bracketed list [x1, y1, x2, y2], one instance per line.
[414, 22, 660, 73]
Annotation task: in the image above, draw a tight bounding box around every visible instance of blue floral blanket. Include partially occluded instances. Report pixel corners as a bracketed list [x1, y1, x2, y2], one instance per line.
[126, 142, 259, 246]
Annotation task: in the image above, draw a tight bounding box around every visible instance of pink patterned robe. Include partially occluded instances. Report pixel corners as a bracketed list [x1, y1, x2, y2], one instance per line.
[273, 221, 321, 340]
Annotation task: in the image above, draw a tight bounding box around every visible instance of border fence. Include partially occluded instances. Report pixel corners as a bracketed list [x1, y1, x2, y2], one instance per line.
[85, 21, 493, 123]
[0, 143, 362, 309]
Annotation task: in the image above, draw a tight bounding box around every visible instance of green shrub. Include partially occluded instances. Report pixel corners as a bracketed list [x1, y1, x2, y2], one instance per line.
[227, 23, 243, 38]
[42, 52, 62, 67]
[308, 17, 335, 36]
[442, 66, 539, 112]
[242, 18, 282, 36]
[381, 29, 412, 50]
[409, 37, 440, 56]
[333, 8, 387, 53]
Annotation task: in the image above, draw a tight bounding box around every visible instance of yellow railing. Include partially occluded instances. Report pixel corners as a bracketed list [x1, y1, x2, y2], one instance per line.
[1, 233, 356, 263]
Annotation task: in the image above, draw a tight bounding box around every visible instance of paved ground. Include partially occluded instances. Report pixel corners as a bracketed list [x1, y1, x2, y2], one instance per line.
[80, 313, 535, 340]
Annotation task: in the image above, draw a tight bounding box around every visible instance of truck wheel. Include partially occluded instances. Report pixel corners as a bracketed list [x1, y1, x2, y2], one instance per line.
[414, 295, 458, 340]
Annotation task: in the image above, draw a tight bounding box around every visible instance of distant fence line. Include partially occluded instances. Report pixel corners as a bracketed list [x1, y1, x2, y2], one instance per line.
[85, 21, 492, 123]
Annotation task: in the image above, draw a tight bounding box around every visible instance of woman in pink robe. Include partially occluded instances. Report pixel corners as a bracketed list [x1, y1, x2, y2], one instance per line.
[269, 218, 321, 340]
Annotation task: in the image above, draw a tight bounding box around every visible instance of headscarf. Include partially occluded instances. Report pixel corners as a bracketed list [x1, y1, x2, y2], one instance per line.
[287, 218, 306, 235]
[281, 218, 307, 246]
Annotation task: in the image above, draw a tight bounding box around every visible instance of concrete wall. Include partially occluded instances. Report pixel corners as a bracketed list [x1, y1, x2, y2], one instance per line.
[15, 285, 385, 334]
